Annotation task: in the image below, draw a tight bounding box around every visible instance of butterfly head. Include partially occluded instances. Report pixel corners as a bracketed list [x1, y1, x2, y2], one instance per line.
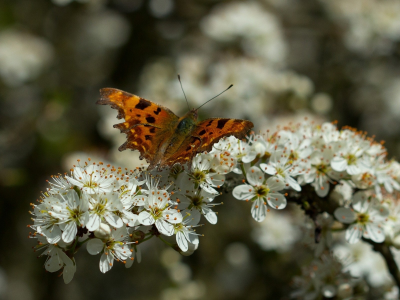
[189, 108, 198, 120]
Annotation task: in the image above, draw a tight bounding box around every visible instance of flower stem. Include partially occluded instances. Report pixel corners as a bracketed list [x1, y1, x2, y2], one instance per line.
[240, 163, 247, 179]
[138, 235, 154, 245]
[158, 235, 173, 247]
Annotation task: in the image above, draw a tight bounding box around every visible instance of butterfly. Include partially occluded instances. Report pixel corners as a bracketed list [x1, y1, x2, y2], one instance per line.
[97, 87, 254, 170]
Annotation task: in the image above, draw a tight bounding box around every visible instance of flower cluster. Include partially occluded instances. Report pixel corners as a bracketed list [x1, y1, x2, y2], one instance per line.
[228, 122, 400, 245]
[29, 121, 400, 291]
[291, 255, 368, 299]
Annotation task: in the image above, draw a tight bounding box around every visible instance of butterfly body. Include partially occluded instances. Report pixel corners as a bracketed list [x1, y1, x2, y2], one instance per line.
[97, 88, 253, 170]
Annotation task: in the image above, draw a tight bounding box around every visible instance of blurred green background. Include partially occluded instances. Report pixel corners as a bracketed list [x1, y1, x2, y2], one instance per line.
[2, 0, 400, 299]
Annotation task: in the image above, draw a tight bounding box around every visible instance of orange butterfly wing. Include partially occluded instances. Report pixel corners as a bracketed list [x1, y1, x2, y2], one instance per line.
[163, 118, 254, 165]
[97, 88, 179, 164]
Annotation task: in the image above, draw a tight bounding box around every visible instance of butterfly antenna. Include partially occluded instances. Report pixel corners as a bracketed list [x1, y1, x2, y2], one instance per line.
[196, 84, 233, 110]
[178, 75, 191, 111]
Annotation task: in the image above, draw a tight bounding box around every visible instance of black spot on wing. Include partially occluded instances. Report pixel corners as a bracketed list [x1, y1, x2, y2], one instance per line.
[150, 127, 156, 133]
[206, 120, 213, 127]
[135, 98, 151, 110]
[154, 107, 162, 115]
[186, 146, 192, 151]
[199, 129, 207, 136]
[217, 119, 229, 129]
[136, 114, 141, 117]
[146, 116, 156, 123]
[145, 135, 152, 141]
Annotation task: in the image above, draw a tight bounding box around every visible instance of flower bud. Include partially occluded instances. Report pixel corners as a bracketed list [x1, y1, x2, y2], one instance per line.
[94, 223, 112, 239]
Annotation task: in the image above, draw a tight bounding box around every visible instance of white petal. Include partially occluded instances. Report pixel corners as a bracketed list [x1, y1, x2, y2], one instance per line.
[67, 190, 79, 209]
[251, 199, 267, 222]
[200, 183, 218, 195]
[331, 157, 348, 172]
[79, 194, 90, 212]
[125, 257, 134, 268]
[62, 222, 77, 243]
[203, 209, 218, 224]
[260, 163, 276, 176]
[314, 176, 330, 197]
[86, 214, 101, 231]
[123, 211, 139, 227]
[347, 164, 361, 175]
[67, 176, 83, 188]
[114, 244, 131, 260]
[162, 210, 183, 224]
[132, 195, 147, 206]
[188, 233, 199, 245]
[365, 223, 385, 243]
[186, 209, 201, 225]
[246, 166, 264, 186]
[266, 193, 287, 210]
[176, 232, 188, 252]
[99, 252, 113, 273]
[334, 207, 356, 224]
[79, 211, 90, 227]
[104, 212, 123, 228]
[135, 246, 142, 263]
[45, 248, 64, 272]
[286, 176, 301, 191]
[232, 184, 255, 201]
[138, 211, 154, 226]
[156, 219, 174, 236]
[352, 191, 369, 213]
[266, 176, 285, 191]
[87, 238, 104, 255]
[345, 224, 363, 244]
[63, 260, 76, 284]
[43, 226, 62, 244]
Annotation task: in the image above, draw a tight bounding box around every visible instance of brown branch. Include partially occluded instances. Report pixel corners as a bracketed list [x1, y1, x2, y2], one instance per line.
[364, 239, 400, 289]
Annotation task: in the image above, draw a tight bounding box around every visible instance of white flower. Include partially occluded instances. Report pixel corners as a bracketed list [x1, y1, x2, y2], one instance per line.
[277, 131, 313, 161]
[334, 191, 389, 243]
[37, 237, 76, 284]
[118, 177, 146, 227]
[190, 153, 225, 194]
[298, 149, 336, 197]
[292, 255, 356, 300]
[260, 150, 302, 191]
[180, 188, 218, 225]
[252, 210, 300, 252]
[86, 192, 124, 231]
[47, 190, 89, 243]
[31, 196, 63, 244]
[200, 1, 287, 65]
[232, 166, 286, 222]
[174, 214, 200, 252]
[0, 29, 53, 86]
[330, 132, 370, 175]
[87, 225, 132, 273]
[334, 242, 392, 287]
[138, 189, 182, 236]
[375, 160, 400, 195]
[309, 122, 339, 148]
[46, 175, 73, 195]
[67, 164, 116, 195]
[212, 136, 253, 166]
[247, 134, 277, 158]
